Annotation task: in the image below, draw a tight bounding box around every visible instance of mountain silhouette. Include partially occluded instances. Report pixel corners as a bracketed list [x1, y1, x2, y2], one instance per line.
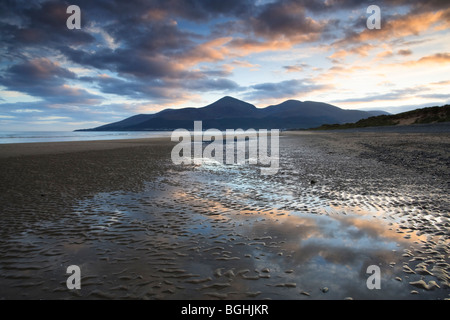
[76, 96, 384, 131]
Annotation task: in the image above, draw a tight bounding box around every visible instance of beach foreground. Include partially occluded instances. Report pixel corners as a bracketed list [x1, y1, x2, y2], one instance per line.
[0, 129, 449, 300]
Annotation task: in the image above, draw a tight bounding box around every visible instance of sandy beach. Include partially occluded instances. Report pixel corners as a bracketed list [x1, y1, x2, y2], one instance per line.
[0, 127, 449, 300]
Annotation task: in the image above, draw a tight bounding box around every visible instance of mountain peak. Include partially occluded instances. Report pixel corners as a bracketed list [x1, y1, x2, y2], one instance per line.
[211, 96, 247, 105]
[217, 95, 240, 102]
[200, 96, 258, 119]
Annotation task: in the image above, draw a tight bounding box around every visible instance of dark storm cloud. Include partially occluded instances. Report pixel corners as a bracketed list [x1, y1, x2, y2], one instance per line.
[3, 58, 76, 83]
[0, 58, 102, 105]
[41, 1, 241, 98]
[292, 0, 450, 13]
[80, 75, 147, 99]
[0, 1, 94, 50]
[2, 1, 230, 75]
[70, 0, 255, 23]
[405, 0, 450, 14]
[81, 75, 184, 102]
[81, 72, 241, 103]
[250, 1, 326, 41]
[60, 46, 186, 79]
[0, 0, 213, 104]
[111, 22, 196, 54]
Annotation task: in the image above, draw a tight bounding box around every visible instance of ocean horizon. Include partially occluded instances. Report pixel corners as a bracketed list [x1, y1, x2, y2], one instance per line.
[0, 131, 173, 144]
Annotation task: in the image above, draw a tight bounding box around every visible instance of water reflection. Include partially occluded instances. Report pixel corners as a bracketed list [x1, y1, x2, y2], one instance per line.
[41, 173, 441, 299]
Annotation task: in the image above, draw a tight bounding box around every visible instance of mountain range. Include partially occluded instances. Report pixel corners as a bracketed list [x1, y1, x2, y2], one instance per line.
[76, 96, 389, 131]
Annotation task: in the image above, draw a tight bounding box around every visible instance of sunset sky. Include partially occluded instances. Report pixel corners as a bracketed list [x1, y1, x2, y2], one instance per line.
[1, 0, 449, 130]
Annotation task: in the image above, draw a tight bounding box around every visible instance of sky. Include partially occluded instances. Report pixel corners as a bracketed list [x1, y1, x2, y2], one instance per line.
[0, 0, 449, 131]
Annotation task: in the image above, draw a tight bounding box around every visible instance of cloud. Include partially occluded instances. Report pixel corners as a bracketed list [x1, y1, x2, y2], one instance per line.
[383, 52, 450, 68]
[0, 58, 102, 105]
[412, 52, 450, 65]
[81, 70, 240, 104]
[430, 80, 450, 86]
[398, 49, 413, 56]
[250, 1, 326, 42]
[377, 50, 394, 59]
[419, 93, 450, 100]
[0, 101, 110, 125]
[0, 1, 94, 54]
[231, 60, 260, 70]
[1, 0, 245, 102]
[332, 86, 444, 104]
[61, 46, 184, 79]
[245, 79, 330, 101]
[329, 44, 375, 60]
[227, 38, 293, 55]
[183, 78, 241, 92]
[283, 63, 309, 73]
[3, 58, 76, 83]
[335, 8, 450, 47]
[36, 116, 70, 121]
[177, 37, 233, 66]
[12, 109, 44, 113]
[137, 0, 255, 22]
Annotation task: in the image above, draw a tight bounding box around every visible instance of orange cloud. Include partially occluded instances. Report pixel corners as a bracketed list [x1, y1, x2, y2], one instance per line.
[227, 38, 293, 55]
[376, 50, 394, 59]
[337, 9, 450, 46]
[178, 37, 233, 67]
[430, 80, 450, 86]
[330, 44, 375, 60]
[413, 52, 450, 64]
[231, 60, 260, 69]
[283, 64, 305, 73]
[386, 52, 450, 67]
[312, 64, 367, 83]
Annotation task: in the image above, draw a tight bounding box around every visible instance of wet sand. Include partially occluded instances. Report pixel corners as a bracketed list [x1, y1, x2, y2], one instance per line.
[0, 128, 449, 300]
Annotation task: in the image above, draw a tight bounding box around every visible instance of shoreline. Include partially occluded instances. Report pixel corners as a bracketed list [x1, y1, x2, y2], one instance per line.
[0, 137, 174, 158]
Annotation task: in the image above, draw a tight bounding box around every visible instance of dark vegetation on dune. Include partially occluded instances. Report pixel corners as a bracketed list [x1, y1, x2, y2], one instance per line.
[312, 105, 450, 130]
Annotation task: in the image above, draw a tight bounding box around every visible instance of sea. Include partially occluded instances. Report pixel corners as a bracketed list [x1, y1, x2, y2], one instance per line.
[0, 131, 173, 144]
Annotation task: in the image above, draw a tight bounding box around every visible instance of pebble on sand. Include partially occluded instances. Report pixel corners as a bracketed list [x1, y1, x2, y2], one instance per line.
[246, 291, 261, 298]
[275, 283, 297, 288]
